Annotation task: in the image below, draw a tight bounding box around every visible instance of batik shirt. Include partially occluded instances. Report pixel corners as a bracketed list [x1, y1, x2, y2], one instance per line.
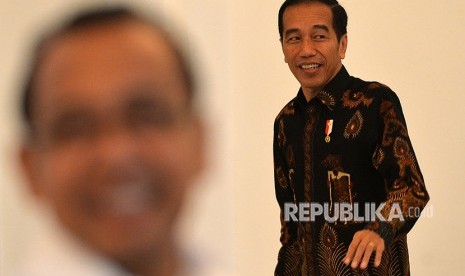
[273, 66, 429, 276]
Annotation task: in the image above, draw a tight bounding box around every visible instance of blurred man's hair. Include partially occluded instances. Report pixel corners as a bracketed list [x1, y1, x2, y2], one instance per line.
[21, 6, 195, 132]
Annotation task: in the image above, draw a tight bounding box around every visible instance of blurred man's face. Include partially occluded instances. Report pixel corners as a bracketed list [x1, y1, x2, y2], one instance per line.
[21, 20, 203, 262]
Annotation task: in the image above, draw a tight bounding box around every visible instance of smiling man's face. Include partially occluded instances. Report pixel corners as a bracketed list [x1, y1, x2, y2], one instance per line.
[21, 19, 204, 263]
[281, 2, 347, 100]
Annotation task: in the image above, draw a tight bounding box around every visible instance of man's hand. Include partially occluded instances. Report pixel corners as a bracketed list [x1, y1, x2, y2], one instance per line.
[343, 230, 385, 270]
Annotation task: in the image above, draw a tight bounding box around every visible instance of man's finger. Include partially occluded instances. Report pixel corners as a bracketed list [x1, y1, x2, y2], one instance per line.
[350, 239, 370, 269]
[359, 242, 375, 269]
[344, 234, 361, 265]
[374, 241, 385, 267]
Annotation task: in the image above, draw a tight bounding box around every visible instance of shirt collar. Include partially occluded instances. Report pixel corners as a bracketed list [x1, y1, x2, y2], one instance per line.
[296, 66, 351, 111]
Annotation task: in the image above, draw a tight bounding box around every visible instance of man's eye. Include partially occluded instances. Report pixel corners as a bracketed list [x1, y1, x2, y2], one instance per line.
[129, 105, 179, 129]
[51, 119, 96, 142]
[133, 109, 170, 126]
[314, 35, 326, 40]
[287, 36, 300, 43]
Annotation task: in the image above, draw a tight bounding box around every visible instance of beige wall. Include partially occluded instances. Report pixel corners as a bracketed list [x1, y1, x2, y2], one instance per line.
[1, 0, 464, 275]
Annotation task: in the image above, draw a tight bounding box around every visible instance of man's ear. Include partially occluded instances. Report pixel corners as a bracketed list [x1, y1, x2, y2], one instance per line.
[280, 38, 288, 63]
[339, 34, 348, 60]
[192, 117, 205, 175]
[19, 144, 43, 198]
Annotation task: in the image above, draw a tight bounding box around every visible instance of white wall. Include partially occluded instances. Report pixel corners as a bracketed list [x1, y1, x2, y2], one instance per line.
[1, 0, 464, 275]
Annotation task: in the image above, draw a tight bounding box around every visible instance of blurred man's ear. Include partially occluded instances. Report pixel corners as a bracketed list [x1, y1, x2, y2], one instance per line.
[19, 144, 43, 198]
[192, 116, 206, 176]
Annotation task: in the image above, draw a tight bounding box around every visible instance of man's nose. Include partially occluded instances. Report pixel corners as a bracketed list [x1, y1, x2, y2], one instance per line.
[96, 127, 141, 166]
[299, 38, 317, 57]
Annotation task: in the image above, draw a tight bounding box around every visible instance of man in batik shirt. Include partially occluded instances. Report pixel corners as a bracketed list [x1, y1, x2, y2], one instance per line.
[273, 0, 430, 275]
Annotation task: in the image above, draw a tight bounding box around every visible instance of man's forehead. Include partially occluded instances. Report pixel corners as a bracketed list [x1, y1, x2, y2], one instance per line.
[48, 20, 169, 53]
[34, 21, 184, 107]
[38, 20, 177, 83]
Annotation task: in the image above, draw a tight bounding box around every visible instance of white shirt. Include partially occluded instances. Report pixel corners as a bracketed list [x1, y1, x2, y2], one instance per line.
[14, 222, 234, 276]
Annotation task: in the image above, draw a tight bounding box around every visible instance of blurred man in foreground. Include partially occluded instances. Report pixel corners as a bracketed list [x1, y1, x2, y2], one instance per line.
[17, 6, 224, 276]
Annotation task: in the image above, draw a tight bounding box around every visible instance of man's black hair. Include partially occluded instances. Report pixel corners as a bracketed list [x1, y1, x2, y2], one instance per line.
[278, 0, 348, 41]
[21, 6, 194, 131]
